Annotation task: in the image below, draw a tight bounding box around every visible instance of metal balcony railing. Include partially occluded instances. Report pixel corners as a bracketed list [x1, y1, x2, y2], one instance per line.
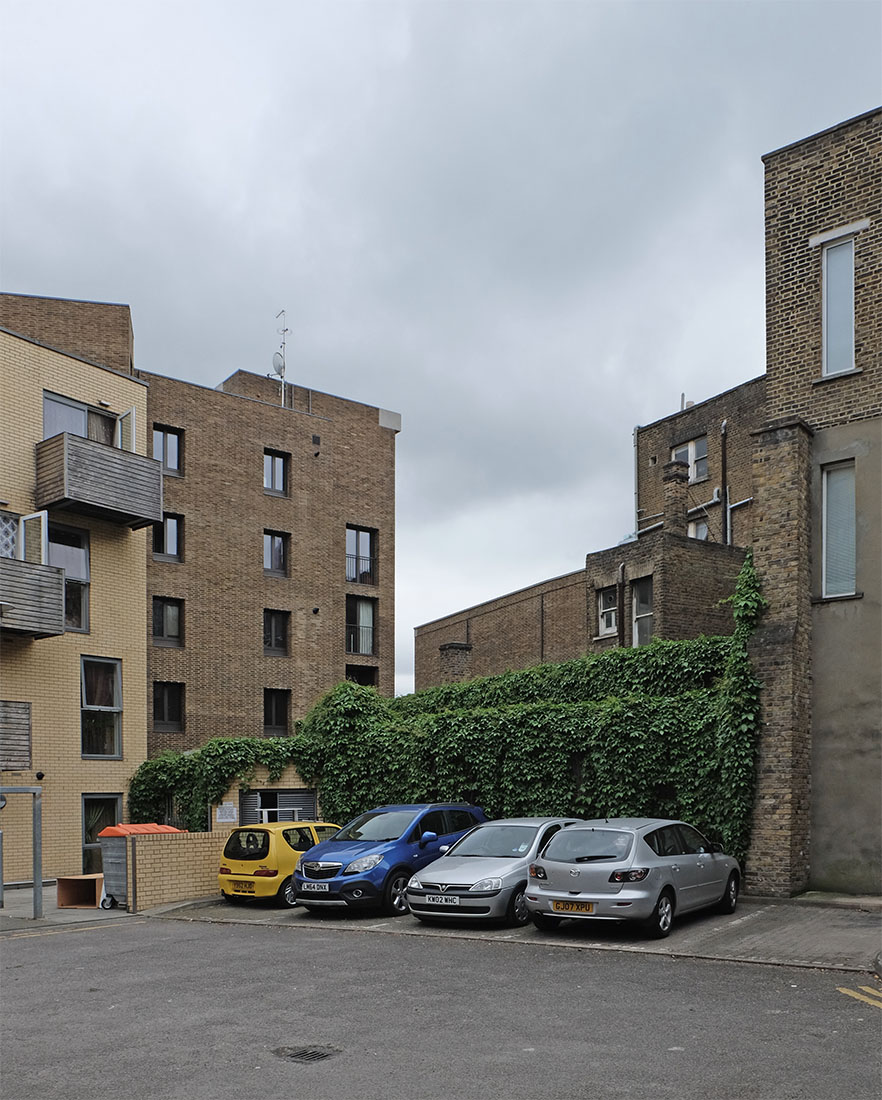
[345, 623, 375, 655]
[346, 554, 377, 585]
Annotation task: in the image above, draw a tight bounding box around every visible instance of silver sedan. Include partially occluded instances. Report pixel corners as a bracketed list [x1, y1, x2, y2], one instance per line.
[525, 818, 741, 938]
[406, 817, 579, 926]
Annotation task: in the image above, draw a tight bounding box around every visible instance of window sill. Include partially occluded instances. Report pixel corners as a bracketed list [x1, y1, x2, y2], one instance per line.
[162, 469, 184, 478]
[81, 753, 123, 761]
[264, 649, 289, 657]
[813, 368, 862, 385]
[263, 489, 289, 498]
[153, 554, 182, 563]
[811, 591, 863, 605]
[264, 569, 288, 578]
[152, 637, 183, 648]
[153, 724, 184, 733]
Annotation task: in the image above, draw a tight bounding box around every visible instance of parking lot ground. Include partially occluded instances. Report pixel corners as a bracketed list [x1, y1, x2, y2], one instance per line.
[145, 893, 882, 975]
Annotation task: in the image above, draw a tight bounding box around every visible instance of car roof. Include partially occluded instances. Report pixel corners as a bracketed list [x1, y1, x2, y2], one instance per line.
[371, 803, 477, 812]
[475, 817, 579, 827]
[573, 818, 686, 832]
[230, 821, 336, 832]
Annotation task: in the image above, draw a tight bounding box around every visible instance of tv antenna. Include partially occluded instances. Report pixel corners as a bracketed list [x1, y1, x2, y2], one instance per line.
[272, 309, 288, 406]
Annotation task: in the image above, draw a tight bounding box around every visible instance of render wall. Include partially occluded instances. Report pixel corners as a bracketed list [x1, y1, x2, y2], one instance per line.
[141, 370, 398, 751]
[0, 332, 149, 881]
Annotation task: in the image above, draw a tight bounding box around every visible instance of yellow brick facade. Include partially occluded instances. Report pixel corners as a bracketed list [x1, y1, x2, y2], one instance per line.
[0, 329, 150, 881]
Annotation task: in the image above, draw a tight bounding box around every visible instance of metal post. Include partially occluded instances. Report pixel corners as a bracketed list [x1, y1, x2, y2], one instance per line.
[0, 830, 4, 908]
[32, 789, 42, 919]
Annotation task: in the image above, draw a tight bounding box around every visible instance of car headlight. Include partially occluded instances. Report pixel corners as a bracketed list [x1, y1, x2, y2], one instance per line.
[408, 876, 422, 889]
[344, 853, 383, 874]
[469, 877, 502, 892]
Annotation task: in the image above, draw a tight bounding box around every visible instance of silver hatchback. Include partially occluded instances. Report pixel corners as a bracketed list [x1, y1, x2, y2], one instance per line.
[407, 817, 579, 926]
[525, 818, 741, 938]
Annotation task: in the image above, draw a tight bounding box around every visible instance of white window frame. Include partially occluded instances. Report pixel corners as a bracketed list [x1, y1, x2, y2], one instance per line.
[671, 436, 708, 483]
[810, 219, 869, 378]
[688, 518, 709, 541]
[597, 586, 617, 637]
[18, 511, 48, 564]
[632, 577, 654, 647]
[822, 462, 856, 597]
[114, 407, 137, 452]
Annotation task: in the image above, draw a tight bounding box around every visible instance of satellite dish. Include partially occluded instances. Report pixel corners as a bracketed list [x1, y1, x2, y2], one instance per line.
[272, 351, 285, 378]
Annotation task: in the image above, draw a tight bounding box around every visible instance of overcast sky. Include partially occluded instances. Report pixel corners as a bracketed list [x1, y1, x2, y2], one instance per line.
[1, 1, 880, 693]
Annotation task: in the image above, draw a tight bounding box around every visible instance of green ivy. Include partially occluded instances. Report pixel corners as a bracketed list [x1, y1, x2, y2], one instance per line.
[128, 555, 765, 863]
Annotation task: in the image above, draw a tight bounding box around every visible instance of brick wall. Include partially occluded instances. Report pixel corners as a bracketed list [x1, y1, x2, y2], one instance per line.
[0, 293, 134, 375]
[125, 832, 227, 912]
[140, 369, 398, 750]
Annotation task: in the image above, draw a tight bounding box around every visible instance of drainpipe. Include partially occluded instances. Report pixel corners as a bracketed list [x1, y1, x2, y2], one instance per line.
[617, 563, 625, 648]
[632, 426, 640, 537]
[720, 419, 729, 545]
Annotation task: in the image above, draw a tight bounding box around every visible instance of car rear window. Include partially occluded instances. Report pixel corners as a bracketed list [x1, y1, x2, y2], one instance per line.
[314, 826, 339, 842]
[543, 828, 633, 863]
[223, 829, 271, 860]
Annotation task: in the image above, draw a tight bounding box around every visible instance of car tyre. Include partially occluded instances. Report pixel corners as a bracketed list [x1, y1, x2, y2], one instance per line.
[644, 890, 675, 938]
[716, 872, 739, 915]
[277, 876, 298, 909]
[506, 883, 530, 927]
[382, 870, 411, 916]
[531, 912, 562, 932]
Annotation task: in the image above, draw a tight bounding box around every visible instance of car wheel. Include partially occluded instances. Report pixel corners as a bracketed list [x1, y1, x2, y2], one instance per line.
[506, 884, 530, 927]
[277, 876, 298, 909]
[716, 872, 739, 914]
[531, 912, 562, 932]
[382, 870, 411, 916]
[645, 890, 675, 938]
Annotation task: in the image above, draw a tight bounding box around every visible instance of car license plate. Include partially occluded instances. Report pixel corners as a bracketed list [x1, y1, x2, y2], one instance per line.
[552, 900, 594, 914]
[232, 882, 255, 893]
[302, 882, 330, 892]
[426, 894, 460, 906]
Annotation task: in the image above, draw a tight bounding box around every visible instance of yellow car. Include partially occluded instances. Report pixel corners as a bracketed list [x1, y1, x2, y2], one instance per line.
[219, 821, 339, 908]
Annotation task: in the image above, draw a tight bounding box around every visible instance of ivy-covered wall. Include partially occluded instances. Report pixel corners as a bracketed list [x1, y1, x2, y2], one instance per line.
[129, 555, 765, 864]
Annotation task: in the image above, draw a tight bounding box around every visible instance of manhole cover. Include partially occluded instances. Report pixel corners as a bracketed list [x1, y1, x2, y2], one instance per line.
[273, 1046, 340, 1064]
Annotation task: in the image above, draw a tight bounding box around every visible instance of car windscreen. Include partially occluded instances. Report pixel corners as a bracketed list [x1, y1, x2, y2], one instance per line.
[335, 810, 417, 842]
[447, 824, 537, 858]
[223, 829, 271, 860]
[543, 828, 633, 863]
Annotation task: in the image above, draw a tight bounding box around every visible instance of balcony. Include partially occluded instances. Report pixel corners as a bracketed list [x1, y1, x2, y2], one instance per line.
[346, 554, 377, 586]
[35, 433, 163, 529]
[0, 557, 65, 637]
[345, 623, 375, 656]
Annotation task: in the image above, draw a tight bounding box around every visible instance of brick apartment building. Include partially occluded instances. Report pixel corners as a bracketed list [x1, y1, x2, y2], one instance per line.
[415, 108, 882, 896]
[0, 292, 400, 872]
[0, 310, 159, 881]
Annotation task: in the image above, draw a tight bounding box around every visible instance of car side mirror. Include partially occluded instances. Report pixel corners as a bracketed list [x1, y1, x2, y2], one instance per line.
[710, 842, 723, 853]
[419, 831, 438, 848]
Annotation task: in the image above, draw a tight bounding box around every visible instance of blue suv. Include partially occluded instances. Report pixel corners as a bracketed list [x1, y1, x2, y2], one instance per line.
[294, 803, 486, 915]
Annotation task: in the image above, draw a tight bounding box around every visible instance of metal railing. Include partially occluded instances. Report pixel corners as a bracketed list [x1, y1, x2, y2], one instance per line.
[345, 623, 375, 655]
[345, 555, 376, 585]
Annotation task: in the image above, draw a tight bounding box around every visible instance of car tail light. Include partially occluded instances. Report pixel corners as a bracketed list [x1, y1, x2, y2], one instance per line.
[252, 869, 278, 877]
[219, 866, 231, 875]
[609, 868, 649, 882]
[529, 863, 547, 880]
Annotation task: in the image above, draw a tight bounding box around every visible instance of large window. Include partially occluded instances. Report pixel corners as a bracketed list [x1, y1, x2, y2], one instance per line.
[263, 609, 289, 655]
[597, 586, 617, 637]
[346, 526, 377, 585]
[671, 436, 708, 483]
[263, 530, 289, 576]
[82, 794, 122, 874]
[153, 681, 184, 732]
[346, 596, 376, 655]
[632, 578, 654, 647]
[153, 597, 184, 646]
[264, 689, 290, 736]
[48, 524, 90, 631]
[822, 462, 856, 597]
[43, 392, 115, 445]
[823, 238, 855, 376]
[81, 657, 122, 757]
[153, 425, 183, 474]
[346, 665, 378, 686]
[264, 449, 289, 495]
[154, 514, 183, 560]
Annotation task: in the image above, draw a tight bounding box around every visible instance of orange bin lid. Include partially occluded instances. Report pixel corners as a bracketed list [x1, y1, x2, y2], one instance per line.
[98, 823, 186, 836]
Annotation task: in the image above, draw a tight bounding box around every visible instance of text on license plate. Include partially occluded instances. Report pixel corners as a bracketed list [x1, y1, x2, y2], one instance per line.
[552, 900, 594, 914]
[302, 882, 330, 892]
[426, 894, 460, 906]
[232, 882, 255, 893]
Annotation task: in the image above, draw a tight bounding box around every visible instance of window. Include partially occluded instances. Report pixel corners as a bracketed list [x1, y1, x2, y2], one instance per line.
[346, 526, 377, 584]
[822, 463, 856, 597]
[346, 665, 378, 686]
[632, 577, 653, 647]
[264, 689, 290, 736]
[688, 518, 709, 541]
[597, 586, 617, 636]
[48, 524, 90, 631]
[154, 514, 183, 560]
[0, 512, 17, 559]
[346, 596, 376, 655]
[43, 392, 115, 445]
[153, 597, 183, 646]
[153, 681, 184, 732]
[81, 657, 122, 757]
[263, 530, 289, 576]
[671, 436, 708, 482]
[263, 609, 289, 655]
[153, 425, 183, 474]
[263, 449, 289, 495]
[82, 794, 122, 874]
[823, 238, 855, 376]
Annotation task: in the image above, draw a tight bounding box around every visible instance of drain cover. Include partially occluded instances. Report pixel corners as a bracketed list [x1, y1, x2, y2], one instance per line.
[273, 1046, 340, 1064]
